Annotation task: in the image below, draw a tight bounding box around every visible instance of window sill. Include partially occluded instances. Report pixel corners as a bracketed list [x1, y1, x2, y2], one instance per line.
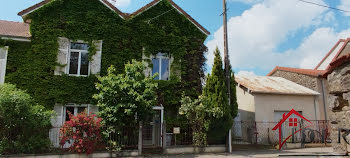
[68, 74, 89, 77]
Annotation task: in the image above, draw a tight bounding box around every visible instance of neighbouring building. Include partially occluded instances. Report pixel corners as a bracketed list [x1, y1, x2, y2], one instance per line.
[324, 53, 350, 154]
[267, 38, 350, 121]
[267, 38, 350, 153]
[234, 75, 319, 144]
[0, 0, 210, 148]
[267, 67, 328, 121]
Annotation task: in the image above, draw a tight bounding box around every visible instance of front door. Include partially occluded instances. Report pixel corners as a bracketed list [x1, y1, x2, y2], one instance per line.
[143, 110, 161, 147]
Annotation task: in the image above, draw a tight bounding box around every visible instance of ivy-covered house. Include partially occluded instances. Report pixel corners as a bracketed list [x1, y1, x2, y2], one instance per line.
[0, 0, 209, 147]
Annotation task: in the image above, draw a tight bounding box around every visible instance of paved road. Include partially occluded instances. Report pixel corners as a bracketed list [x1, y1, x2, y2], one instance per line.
[143, 147, 347, 158]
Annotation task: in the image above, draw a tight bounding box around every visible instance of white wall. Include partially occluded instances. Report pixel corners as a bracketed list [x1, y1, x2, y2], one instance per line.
[236, 85, 255, 121]
[254, 94, 317, 122]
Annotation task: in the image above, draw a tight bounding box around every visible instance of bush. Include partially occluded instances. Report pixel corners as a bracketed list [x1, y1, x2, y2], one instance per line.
[179, 94, 222, 146]
[60, 111, 102, 155]
[94, 60, 157, 150]
[0, 84, 53, 154]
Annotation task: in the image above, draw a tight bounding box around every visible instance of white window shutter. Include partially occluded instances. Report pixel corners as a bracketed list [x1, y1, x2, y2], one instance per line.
[0, 46, 8, 84]
[55, 37, 69, 75]
[51, 104, 63, 127]
[142, 52, 152, 77]
[90, 40, 102, 75]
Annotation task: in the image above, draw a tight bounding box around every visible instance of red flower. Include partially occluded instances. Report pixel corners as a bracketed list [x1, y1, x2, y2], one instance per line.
[59, 112, 102, 155]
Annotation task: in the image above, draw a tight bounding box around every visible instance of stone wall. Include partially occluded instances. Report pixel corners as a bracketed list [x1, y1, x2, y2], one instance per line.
[271, 70, 329, 120]
[271, 70, 318, 91]
[328, 62, 350, 154]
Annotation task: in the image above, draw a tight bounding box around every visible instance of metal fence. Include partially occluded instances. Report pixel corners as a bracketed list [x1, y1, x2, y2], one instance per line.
[49, 125, 139, 150]
[165, 123, 193, 146]
[232, 120, 331, 145]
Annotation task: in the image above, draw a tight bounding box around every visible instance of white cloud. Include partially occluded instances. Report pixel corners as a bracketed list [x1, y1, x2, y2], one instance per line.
[295, 27, 350, 69]
[237, 71, 257, 77]
[206, 0, 330, 73]
[108, 0, 131, 7]
[338, 0, 350, 16]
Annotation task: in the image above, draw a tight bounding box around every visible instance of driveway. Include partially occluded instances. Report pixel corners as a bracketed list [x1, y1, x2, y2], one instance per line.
[144, 147, 347, 158]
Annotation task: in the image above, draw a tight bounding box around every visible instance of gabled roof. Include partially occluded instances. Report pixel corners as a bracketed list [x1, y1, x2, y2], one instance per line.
[315, 38, 350, 70]
[323, 54, 350, 76]
[235, 75, 319, 96]
[0, 20, 30, 39]
[267, 66, 326, 77]
[17, 0, 210, 35]
[18, 0, 128, 19]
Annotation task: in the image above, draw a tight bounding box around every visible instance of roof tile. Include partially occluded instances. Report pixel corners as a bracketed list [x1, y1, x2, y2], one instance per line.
[267, 66, 326, 77]
[236, 75, 319, 95]
[0, 20, 30, 38]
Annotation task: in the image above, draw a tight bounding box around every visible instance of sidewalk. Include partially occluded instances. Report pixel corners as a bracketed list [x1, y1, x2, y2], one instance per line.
[143, 147, 347, 158]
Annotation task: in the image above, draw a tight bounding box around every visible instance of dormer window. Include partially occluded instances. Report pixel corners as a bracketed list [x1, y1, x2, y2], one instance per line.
[68, 42, 90, 76]
[152, 53, 170, 80]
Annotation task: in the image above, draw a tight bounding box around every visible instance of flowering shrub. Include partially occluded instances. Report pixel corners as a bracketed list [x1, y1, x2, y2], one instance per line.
[60, 112, 102, 155]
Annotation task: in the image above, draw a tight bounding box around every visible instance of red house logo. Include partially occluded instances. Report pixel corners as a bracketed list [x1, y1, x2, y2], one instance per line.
[272, 109, 312, 150]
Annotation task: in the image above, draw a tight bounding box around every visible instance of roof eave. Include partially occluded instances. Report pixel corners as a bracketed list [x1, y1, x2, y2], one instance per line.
[17, 0, 127, 20]
[129, 0, 210, 36]
[251, 91, 320, 96]
[0, 35, 31, 42]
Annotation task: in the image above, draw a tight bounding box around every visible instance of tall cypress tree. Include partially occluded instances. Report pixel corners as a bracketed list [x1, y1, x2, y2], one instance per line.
[204, 47, 232, 144]
[203, 47, 228, 110]
[230, 68, 238, 119]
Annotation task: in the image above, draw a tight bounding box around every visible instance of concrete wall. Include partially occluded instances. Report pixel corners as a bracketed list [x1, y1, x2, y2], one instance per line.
[0, 151, 139, 158]
[271, 70, 328, 120]
[254, 94, 317, 122]
[236, 85, 255, 121]
[164, 145, 226, 155]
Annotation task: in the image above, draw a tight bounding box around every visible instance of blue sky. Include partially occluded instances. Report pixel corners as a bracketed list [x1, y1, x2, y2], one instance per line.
[1, 0, 350, 76]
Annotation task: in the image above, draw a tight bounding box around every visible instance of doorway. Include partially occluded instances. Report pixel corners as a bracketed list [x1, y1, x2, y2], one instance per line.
[143, 106, 164, 147]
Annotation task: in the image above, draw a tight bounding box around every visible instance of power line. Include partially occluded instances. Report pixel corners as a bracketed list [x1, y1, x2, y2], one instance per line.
[297, 0, 350, 13]
[145, 8, 175, 24]
[225, 0, 350, 14]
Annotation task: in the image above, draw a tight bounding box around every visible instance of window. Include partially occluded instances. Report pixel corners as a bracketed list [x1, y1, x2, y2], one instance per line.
[64, 106, 87, 121]
[68, 42, 89, 76]
[152, 53, 170, 80]
[289, 118, 298, 127]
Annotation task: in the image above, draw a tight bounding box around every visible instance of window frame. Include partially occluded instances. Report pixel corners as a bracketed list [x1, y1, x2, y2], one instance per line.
[152, 53, 170, 80]
[67, 41, 90, 77]
[63, 104, 89, 122]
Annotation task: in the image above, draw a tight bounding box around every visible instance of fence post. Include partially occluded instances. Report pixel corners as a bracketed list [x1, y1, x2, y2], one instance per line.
[162, 121, 166, 152]
[254, 121, 257, 144]
[138, 121, 143, 156]
[292, 127, 295, 143]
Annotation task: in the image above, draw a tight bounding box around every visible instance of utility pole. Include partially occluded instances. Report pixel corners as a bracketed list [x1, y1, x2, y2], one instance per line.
[223, 0, 232, 153]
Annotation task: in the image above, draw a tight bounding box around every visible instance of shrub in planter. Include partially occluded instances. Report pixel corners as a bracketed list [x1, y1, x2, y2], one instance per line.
[0, 83, 53, 154]
[60, 112, 102, 155]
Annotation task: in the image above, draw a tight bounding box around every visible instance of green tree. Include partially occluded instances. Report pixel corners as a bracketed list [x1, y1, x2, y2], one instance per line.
[93, 60, 158, 150]
[179, 94, 222, 146]
[230, 69, 238, 119]
[203, 47, 233, 144]
[0, 84, 53, 154]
